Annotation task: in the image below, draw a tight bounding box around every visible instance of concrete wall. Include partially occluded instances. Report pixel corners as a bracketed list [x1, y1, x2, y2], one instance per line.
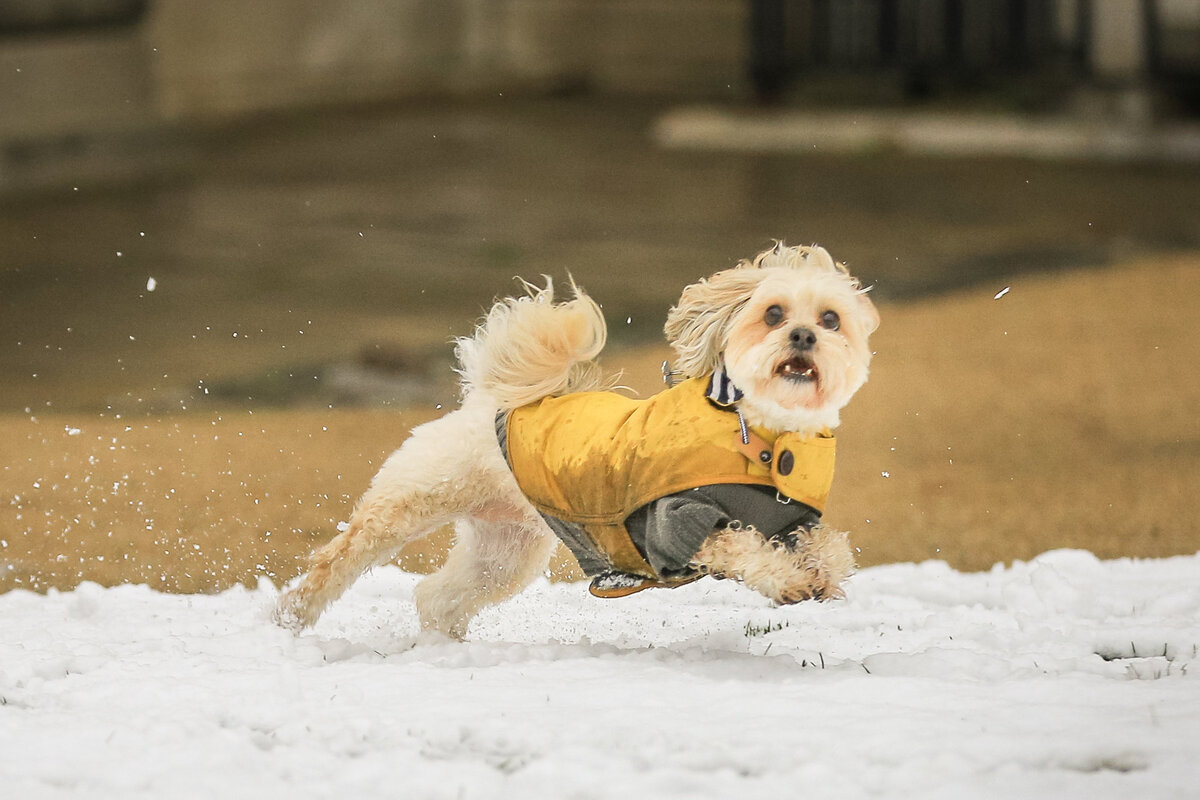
[146, 0, 747, 120]
[0, 28, 153, 138]
[0, 0, 745, 191]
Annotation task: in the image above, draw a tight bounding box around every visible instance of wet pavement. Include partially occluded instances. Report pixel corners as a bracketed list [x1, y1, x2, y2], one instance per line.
[3, 97, 1199, 413]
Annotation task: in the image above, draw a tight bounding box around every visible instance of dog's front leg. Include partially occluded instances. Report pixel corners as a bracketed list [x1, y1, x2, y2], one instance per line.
[690, 522, 855, 604]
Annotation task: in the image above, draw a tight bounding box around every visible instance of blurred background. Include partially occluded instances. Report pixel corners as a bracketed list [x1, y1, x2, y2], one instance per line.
[2, 0, 1199, 594]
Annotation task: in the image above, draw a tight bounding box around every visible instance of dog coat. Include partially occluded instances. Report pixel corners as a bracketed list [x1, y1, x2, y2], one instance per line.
[503, 372, 836, 579]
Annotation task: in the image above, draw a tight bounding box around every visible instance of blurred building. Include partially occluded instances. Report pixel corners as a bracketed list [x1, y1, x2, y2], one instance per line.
[751, 1, 1200, 111]
[1, 0, 1198, 193]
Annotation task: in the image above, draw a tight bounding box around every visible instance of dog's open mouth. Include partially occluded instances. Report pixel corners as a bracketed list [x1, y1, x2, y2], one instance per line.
[775, 355, 818, 384]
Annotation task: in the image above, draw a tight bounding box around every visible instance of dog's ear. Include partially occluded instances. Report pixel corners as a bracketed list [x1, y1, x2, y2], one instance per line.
[856, 289, 881, 336]
[797, 244, 879, 336]
[664, 266, 765, 379]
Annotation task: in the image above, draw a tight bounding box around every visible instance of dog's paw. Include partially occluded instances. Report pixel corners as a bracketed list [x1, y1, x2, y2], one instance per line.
[271, 590, 310, 633]
[415, 629, 461, 646]
[691, 523, 854, 605]
[781, 523, 855, 603]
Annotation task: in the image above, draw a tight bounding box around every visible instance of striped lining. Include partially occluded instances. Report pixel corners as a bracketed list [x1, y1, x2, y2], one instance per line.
[705, 364, 743, 407]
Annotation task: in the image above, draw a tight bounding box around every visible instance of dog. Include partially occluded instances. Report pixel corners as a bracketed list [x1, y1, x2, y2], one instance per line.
[275, 242, 879, 639]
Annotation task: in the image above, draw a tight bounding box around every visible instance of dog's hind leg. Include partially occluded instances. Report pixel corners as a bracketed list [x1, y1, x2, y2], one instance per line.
[274, 414, 480, 631]
[414, 509, 556, 640]
[273, 487, 456, 631]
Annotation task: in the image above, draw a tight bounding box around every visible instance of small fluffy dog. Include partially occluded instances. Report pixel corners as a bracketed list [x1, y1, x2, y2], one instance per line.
[276, 243, 879, 639]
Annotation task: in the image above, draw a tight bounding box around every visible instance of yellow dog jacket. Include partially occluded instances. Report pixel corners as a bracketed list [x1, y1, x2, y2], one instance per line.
[505, 374, 836, 578]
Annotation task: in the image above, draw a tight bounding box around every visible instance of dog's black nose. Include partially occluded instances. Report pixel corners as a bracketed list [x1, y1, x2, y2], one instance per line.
[789, 327, 817, 350]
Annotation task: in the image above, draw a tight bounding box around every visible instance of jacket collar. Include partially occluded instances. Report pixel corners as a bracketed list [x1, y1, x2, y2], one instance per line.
[704, 363, 743, 408]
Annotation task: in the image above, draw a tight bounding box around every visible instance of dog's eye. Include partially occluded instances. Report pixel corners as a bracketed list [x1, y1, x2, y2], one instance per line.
[763, 305, 785, 327]
[819, 310, 840, 331]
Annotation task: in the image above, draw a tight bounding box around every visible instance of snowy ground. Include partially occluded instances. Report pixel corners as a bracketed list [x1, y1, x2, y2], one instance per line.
[2, 550, 1198, 799]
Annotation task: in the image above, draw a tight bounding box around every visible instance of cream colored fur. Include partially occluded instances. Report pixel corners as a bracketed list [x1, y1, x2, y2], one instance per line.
[275, 243, 876, 639]
[456, 278, 611, 410]
[691, 524, 855, 604]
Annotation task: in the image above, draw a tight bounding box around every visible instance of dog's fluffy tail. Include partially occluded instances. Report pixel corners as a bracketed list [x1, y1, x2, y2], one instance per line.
[455, 278, 610, 410]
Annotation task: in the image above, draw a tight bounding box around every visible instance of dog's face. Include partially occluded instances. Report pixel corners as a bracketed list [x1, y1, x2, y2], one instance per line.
[664, 243, 879, 433]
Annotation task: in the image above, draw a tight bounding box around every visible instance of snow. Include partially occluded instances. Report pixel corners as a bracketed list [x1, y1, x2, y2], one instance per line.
[2, 550, 1198, 799]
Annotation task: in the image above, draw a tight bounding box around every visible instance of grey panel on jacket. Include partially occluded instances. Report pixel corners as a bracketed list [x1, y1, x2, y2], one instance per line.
[626, 484, 820, 577]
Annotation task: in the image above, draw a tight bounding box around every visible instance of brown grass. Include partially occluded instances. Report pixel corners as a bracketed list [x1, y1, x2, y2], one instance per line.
[1, 410, 415, 593]
[3, 254, 1198, 594]
[830, 252, 1200, 568]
